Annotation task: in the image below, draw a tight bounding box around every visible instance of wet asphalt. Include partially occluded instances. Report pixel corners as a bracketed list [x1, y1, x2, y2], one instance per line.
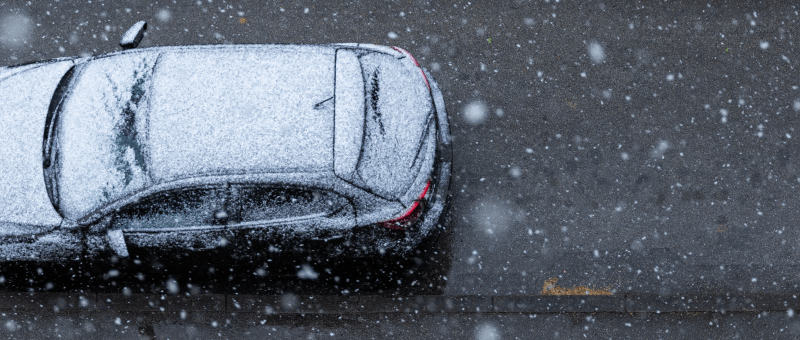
[2, 0, 800, 338]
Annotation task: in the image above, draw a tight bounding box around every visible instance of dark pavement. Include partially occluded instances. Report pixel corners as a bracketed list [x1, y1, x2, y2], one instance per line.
[2, 0, 800, 338]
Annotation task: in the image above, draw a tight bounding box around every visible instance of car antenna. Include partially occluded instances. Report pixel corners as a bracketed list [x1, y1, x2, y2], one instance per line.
[119, 20, 147, 49]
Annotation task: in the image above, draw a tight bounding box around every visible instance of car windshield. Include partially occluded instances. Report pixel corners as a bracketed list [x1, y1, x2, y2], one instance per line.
[51, 52, 158, 221]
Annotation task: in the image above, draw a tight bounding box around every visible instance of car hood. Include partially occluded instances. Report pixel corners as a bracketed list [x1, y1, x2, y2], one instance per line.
[0, 60, 73, 228]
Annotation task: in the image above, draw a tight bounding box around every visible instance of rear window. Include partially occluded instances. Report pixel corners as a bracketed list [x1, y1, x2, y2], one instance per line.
[353, 52, 433, 199]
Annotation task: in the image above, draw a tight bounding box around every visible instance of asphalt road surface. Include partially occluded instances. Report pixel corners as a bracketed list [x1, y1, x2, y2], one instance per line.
[3, 0, 800, 338]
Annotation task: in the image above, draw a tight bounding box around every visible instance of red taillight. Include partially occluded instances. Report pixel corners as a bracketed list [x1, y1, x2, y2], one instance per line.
[380, 180, 431, 230]
[391, 46, 431, 91]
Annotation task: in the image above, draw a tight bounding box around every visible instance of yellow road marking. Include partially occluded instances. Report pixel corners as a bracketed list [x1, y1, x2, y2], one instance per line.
[541, 277, 613, 296]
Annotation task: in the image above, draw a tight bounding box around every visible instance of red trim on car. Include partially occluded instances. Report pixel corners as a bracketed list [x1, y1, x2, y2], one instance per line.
[391, 46, 431, 91]
[380, 180, 431, 230]
[391, 46, 420, 67]
[419, 69, 431, 91]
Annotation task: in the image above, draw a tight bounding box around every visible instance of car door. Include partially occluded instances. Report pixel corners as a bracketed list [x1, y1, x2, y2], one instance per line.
[0, 222, 84, 263]
[105, 185, 232, 257]
[225, 184, 356, 256]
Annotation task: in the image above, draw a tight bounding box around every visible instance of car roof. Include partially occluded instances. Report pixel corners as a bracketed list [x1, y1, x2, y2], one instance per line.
[145, 45, 337, 182]
[54, 45, 346, 219]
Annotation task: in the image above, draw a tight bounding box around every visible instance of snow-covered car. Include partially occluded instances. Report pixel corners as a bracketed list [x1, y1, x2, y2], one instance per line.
[0, 43, 451, 263]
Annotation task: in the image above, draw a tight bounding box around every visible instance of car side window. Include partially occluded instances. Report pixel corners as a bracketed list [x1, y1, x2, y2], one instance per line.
[113, 187, 228, 230]
[233, 186, 347, 223]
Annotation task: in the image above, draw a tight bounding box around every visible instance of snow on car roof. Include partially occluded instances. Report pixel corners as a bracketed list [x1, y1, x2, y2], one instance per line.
[147, 45, 336, 183]
[56, 45, 338, 220]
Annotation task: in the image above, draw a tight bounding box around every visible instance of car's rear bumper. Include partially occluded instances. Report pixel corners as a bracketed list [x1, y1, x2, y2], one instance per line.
[337, 68, 452, 258]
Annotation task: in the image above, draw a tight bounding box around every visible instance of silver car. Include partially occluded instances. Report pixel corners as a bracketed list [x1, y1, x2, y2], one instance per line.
[0, 43, 451, 262]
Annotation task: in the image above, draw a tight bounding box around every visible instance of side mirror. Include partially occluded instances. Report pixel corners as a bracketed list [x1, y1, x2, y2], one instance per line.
[107, 229, 129, 257]
[119, 20, 147, 49]
[88, 215, 113, 233]
[89, 215, 129, 257]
